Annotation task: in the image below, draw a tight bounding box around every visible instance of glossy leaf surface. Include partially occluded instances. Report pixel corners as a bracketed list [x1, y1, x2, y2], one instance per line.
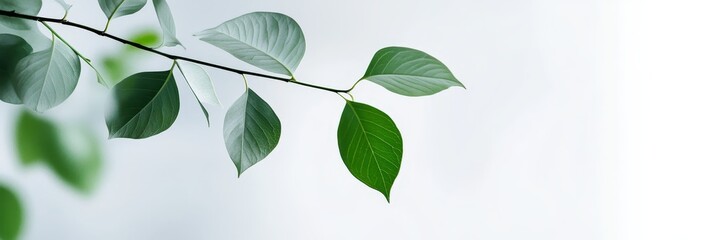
[0, 0, 42, 30]
[362, 47, 463, 96]
[0, 34, 32, 104]
[151, 0, 182, 47]
[106, 70, 179, 139]
[197, 12, 306, 76]
[223, 89, 281, 177]
[176, 61, 219, 126]
[337, 101, 402, 201]
[13, 37, 81, 112]
[99, 0, 147, 21]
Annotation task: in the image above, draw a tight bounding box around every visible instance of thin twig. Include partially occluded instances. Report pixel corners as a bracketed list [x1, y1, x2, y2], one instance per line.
[0, 10, 353, 93]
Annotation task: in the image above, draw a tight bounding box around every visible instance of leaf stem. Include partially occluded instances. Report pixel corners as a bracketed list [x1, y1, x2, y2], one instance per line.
[241, 74, 249, 92]
[41, 21, 108, 86]
[0, 10, 354, 94]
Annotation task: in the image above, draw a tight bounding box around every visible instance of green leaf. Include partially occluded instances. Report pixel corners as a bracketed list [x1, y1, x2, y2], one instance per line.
[98, 0, 147, 21]
[54, 0, 72, 11]
[361, 47, 464, 96]
[106, 70, 179, 139]
[0, 184, 22, 240]
[337, 101, 402, 202]
[0, 34, 32, 104]
[15, 110, 102, 193]
[0, 0, 42, 30]
[176, 61, 219, 126]
[223, 89, 281, 177]
[13, 37, 81, 112]
[151, 0, 182, 48]
[196, 12, 306, 76]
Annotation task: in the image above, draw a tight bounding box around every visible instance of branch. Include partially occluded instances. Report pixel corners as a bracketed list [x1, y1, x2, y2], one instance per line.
[0, 10, 353, 93]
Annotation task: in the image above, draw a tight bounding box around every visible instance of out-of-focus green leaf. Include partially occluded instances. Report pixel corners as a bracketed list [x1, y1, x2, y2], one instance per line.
[151, 0, 182, 48]
[176, 61, 219, 126]
[15, 110, 102, 193]
[0, 184, 22, 240]
[98, 0, 147, 21]
[223, 89, 281, 177]
[106, 70, 179, 139]
[127, 29, 161, 50]
[13, 37, 81, 112]
[0, 34, 32, 104]
[196, 12, 306, 76]
[337, 101, 402, 202]
[0, 0, 42, 30]
[361, 47, 464, 96]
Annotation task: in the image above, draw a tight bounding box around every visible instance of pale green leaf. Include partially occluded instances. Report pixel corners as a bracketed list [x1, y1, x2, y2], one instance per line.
[106, 70, 179, 139]
[0, 34, 32, 104]
[15, 110, 102, 193]
[196, 12, 306, 76]
[0, 0, 42, 30]
[99, 0, 147, 21]
[151, 0, 182, 48]
[13, 37, 81, 112]
[54, 0, 72, 11]
[223, 89, 281, 177]
[176, 61, 219, 126]
[337, 101, 402, 202]
[0, 184, 22, 240]
[362, 47, 463, 96]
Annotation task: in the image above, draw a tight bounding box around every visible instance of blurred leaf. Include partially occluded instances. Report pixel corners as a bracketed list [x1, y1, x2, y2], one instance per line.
[361, 47, 464, 96]
[53, 0, 72, 11]
[224, 89, 281, 177]
[101, 56, 126, 85]
[13, 37, 81, 112]
[15, 110, 102, 193]
[337, 101, 402, 202]
[0, 184, 22, 240]
[127, 29, 160, 49]
[99, 0, 147, 21]
[0, 0, 42, 30]
[0, 34, 32, 104]
[151, 0, 182, 48]
[176, 61, 219, 126]
[196, 12, 306, 76]
[106, 70, 179, 139]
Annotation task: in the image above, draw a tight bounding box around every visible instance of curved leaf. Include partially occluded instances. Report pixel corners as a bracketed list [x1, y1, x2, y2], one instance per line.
[151, 0, 182, 48]
[176, 61, 219, 126]
[13, 37, 81, 112]
[99, 0, 147, 21]
[15, 110, 102, 192]
[54, 0, 72, 11]
[223, 89, 281, 177]
[0, 34, 32, 104]
[0, 0, 42, 30]
[362, 47, 463, 96]
[337, 101, 402, 202]
[196, 12, 306, 76]
[106, 70, 180, 139]
[0, 184, 22, 240]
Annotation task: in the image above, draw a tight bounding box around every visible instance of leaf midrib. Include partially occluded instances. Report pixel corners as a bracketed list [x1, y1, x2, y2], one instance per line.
[211, 29, 294, 76]
[346, 102, 389, 194]
[112, 71, 173, 137]
[36, 39, 60, 111]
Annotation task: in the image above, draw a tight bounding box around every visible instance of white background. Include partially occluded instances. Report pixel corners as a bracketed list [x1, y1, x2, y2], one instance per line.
[1, 0, 713, 239]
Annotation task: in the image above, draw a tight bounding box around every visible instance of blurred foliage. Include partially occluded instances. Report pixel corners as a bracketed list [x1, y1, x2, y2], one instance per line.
[0, 184, 22, 240]
[15, 110, 102, 193]
[101, 29, 161, 86]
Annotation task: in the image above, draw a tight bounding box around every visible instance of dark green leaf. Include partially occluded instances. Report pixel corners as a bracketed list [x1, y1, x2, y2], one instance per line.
[362, 47, 463, 96]
[106, 70, 179, 139]
[0, 0, 42, 30]
[0, 34, 32, 104]
[15, 110, 102, 193]
[337, 101, 402, 202]
[0, 184, 22, 240]
[152, 0, 182, 48]
[223, 89, 281, 177]
[176, 61, 219, 126]
[13, 37, 81, 112]
[99, 0, 147, 21]
[196, 12, 306, 76]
